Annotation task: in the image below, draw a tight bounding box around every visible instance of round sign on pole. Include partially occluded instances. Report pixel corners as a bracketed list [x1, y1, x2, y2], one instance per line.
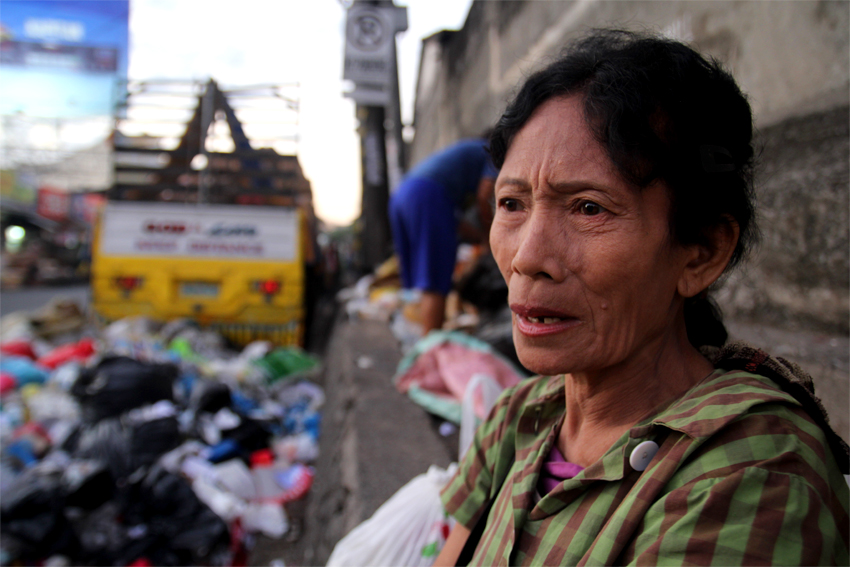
[343, 5, 393, 86]
[347, 8, 390, 52]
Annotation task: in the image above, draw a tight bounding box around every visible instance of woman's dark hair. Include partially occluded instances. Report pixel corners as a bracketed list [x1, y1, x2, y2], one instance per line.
[489, 28, 758, 348]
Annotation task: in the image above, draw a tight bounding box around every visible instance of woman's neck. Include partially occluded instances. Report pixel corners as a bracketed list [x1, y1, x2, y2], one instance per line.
[557, 331, 713, 467]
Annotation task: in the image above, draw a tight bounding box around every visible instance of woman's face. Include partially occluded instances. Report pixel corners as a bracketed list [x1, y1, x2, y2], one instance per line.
[490, 95, 694, 377]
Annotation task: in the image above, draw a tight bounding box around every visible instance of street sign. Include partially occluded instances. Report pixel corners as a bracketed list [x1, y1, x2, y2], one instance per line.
[343, 4, 407, 88]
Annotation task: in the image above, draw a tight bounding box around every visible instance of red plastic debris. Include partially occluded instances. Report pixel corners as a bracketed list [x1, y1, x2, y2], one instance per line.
[0, 340, 37, 360]
[0, 372, 17, 396]
[37, 337, 97, 369]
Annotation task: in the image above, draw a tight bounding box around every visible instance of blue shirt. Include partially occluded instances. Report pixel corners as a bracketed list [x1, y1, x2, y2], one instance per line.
[405, 139, 498, 210]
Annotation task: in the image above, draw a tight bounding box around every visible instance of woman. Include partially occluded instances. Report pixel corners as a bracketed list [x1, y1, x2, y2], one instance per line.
[435, 30, 849, 566]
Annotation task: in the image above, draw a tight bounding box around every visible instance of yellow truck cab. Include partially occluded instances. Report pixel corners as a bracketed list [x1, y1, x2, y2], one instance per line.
[91, 80, 316, 347]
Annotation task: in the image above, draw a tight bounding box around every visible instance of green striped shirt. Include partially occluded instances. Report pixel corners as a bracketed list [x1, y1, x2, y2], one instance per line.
[441, 368, 850, 565]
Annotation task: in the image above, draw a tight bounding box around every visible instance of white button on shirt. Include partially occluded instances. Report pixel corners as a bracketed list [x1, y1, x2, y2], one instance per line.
[629, 440, 659, 471]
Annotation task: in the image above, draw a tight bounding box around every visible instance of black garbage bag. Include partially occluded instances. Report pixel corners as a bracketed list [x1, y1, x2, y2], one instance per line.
[71, 355, 178, 424]
[456, 251, 508, 312]
[474, 304, 531, 376]
[72, 417, 134, 482]
[190, 380, 232, 414]
[117, 464, 231, 566]
[70, 404, 182, 484]
[0, 466, 80, 562]
[61, 459, 115, 510]
[130, 416, 181, 470]
[221, 415, 272, 457]
[71, 501, 135, 565]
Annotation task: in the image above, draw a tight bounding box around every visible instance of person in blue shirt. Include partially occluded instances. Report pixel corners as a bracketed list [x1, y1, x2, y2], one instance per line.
[389, 137, 498, 335]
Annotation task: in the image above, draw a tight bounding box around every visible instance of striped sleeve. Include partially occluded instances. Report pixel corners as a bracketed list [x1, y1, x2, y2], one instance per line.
[627, 402, 850, 566]
[440, 390, 507, 528]
[440, 380, 535, 529]
[628, 466, 848, 566]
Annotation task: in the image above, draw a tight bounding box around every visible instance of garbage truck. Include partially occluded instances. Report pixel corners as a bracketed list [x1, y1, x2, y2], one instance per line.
[91, 80, 317, 347]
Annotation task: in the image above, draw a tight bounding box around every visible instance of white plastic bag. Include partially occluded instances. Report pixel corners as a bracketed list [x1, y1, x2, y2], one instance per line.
[327, 463, 458, 567]
[459, 373, 505, 461]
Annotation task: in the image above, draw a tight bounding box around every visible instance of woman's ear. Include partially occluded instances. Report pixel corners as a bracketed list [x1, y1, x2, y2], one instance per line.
[677, 216, 740, 298]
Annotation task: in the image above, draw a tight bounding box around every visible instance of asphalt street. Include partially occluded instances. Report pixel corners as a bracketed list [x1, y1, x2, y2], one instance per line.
[0, 284, 91, 318]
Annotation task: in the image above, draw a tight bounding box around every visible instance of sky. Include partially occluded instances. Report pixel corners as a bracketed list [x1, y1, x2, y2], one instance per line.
[128, 0, 474, 227]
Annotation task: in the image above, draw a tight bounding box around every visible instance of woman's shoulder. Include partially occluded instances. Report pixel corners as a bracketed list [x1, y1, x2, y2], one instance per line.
[658, 366, 801, 435]
[659, 363, 848, 501]
[663, 342, 845, 456]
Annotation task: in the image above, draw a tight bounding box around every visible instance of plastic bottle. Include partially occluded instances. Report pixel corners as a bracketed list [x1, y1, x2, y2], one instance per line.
[250, 449, 281, 500]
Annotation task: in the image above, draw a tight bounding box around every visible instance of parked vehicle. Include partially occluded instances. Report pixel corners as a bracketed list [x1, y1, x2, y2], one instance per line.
[91, 80, 317, 346]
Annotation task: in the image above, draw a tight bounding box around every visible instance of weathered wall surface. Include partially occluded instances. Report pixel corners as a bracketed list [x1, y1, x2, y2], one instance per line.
[409, 0, 849, 334]
[718, 105, 850, 333]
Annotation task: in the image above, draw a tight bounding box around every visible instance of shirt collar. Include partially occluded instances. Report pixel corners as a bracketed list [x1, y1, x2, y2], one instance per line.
[647, 368, 799, 439]
[521, 368, 799, 442]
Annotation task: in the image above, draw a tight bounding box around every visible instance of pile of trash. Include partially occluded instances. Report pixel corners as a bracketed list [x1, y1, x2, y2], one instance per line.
[0, 300, 323, 566]
[340, 247, 522, 369]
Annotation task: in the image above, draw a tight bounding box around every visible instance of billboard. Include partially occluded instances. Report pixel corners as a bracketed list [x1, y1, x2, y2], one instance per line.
[0, 0, 130, 118]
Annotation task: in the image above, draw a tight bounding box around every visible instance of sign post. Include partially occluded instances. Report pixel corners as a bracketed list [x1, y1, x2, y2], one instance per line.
[343, 0, 407, 271]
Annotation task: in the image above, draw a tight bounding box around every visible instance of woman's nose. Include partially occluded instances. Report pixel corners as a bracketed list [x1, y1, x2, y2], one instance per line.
[510, 210, 566, 281]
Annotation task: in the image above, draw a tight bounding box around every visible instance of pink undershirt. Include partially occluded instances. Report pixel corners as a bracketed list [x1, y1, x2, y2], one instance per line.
[539, 445, 585, 494]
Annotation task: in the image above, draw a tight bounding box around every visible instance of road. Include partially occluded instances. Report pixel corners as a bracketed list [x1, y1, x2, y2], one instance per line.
[0, 284, 91, 318]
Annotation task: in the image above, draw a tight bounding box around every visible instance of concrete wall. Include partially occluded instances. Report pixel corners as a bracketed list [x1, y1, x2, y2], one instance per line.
[409, 0, 849, 334]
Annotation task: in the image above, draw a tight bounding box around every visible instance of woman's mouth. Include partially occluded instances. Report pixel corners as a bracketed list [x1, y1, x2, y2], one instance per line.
[523, 316, 566, 324]
[511, 305, 580, 337]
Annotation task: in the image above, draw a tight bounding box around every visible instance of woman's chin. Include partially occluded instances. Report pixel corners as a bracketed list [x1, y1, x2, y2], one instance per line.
[516, 348, 573, 377]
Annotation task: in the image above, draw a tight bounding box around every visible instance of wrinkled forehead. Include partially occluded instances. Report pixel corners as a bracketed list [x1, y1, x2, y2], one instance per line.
[499, 95, 626, 187]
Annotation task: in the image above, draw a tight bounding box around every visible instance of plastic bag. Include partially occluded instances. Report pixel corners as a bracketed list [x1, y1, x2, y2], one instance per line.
[61, 459, 114, 510]
[190, 380, 232, 414]
[72, 417, 133, 481]
[242, 501, 289, 538]
[459, 374, 505, 461]
[0, 355, 50, 386]
[252, 347, 320, 383]
[273, 432, 319, 463]
[71, 355, 177, 424]
[0, 465, 80, 561]
[456, 251, 508, 312]
[327, 463, 457, 567]
[23, 386, 80, 422]
[276, 380, 325, 413]
[120, 464, 231, 566]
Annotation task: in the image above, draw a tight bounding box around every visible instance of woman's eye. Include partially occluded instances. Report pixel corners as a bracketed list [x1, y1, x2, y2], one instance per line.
[499, 198, 520, 212]
[579, 201, 603, 216]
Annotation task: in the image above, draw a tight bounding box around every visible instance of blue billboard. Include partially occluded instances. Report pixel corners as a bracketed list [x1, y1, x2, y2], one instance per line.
[0, 0, 129, 118]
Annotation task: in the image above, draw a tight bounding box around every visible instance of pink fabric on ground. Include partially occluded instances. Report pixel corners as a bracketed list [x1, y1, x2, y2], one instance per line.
[394, 342, 522, 417]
